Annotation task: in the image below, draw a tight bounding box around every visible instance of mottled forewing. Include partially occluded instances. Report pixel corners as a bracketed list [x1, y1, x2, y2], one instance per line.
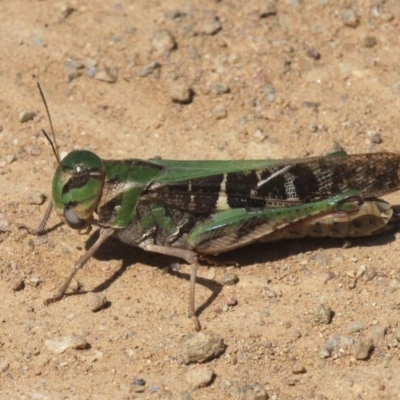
[146, 153, 400, 214]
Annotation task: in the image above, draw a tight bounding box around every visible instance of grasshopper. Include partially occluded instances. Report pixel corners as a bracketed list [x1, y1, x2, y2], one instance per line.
[26, 86, 400, 330]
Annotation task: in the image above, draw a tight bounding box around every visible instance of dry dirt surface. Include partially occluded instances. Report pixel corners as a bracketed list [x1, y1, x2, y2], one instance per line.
[2, 1, 400, 399]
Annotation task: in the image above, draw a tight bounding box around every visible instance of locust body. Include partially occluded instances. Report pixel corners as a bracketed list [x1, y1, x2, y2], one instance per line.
[29, 148, 400, 330]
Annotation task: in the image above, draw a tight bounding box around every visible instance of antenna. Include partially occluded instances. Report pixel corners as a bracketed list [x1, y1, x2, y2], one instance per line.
[37, 82, 61, 164]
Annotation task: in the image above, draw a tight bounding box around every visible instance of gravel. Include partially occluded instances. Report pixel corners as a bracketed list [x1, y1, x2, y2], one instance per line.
[345, 321, 365, 334]
[19, 110, 36, 123]
[341, 9, 360, 28]
[94, 65, 118, 83]
[371, 325, 386, 346]
[85, 292, 108, 312]
[185, 367, 215, 388]
[149, 29, 176, 56]
[11, 278, 24, 291]
[169, 81, 193, 104]
[139, 61, 161, 78]
[28, 191, 46, 205]
[193, 14, 222, 35]
[314, 304, 333, 325]
[213, 104, 227, 119]
[353, 338, 372, 360]
[45, 335, 88, 354]
[181, 331, 226, 364]
[237, 383, 269, 400]
[221, 272, 239, 285]
[209, 82, 230, 96]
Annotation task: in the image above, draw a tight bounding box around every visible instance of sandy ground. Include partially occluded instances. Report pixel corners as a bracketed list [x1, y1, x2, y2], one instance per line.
[1, 1, 400, 399]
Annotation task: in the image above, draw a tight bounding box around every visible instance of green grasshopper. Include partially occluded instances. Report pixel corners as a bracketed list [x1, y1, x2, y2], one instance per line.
[26, 87, 400, 330]
[29, 148, 400, 330]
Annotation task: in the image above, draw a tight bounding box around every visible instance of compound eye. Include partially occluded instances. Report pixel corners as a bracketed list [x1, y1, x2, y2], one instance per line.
[63, 205, 86, 229]
[70, 165, 90, 188]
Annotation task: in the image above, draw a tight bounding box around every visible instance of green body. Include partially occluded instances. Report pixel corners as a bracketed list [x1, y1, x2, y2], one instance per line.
[52, 150, 400, 257]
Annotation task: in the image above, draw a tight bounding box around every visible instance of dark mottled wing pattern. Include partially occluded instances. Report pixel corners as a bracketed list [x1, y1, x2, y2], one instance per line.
[146, 153, 400, 213]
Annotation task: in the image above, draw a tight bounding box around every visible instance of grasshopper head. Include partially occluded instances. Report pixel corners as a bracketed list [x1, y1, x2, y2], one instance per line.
[52, 150, 105, 230]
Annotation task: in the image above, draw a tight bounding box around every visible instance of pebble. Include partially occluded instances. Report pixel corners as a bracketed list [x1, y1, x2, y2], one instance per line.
[65, 58, 84, 70]
[291, 364, 306, 374]
[149, 385, 158, 393]
[346, 321, 364, 334]
[323, 271, 336, 283]
[262, 286, 277, 298]
[181, 393, 193, 400]
[165, 10, 186, 20]
[381, 12, 394, 22]
[303, 102, 320, 110]
[169, 81, 193, 104]
[65, 58, 84, 82]
[226, 296, 238, 307]
[207, 267, 216, 280]
[87, 66, 96, 78]
[356, 264, 367, 279]
[368, 132, 383, 144]
[319, 346, 331, 359]
[150, 29, 176, 56]
[56, 2, 75, 19]
[213, 104, 227, 119]
[371, 325, 386, 346]
[85, 292, 107, 312]
[210, 82, 230, 95]
[94, 65, 118, 83]
[131, 378, 146, 392]
[28, 191, 46, 205]
[221, 272, 239, 285]
[314, 304, 332, 324]
[263, 87, 275, 103]
[348, 280, 356, 290]
[341, 9, 360, 27]
[347, 270, 356, 279]
[45, 335, 88, 354]
[237, 383, 268, 400]
[11, 278, 25, 291]
[23, 239, 35, 253]
[181, 331, 226, 364]
[364, 36, 377, 48]
[395, 327, 400, 342]
[19, 110, 36, 123]
[6, 154, 16, 164]
[328, 142, 345, 154]
[66, 69, 83, 82]
[138, 61, 161, 77]
[306, 48, 321, 60]
[363, 268, 377, 282]
[258, 1, 278, 18]
[185, 367, 214, 388]
[353, 338, 372, 360]
[193, 15, 222, 35]
[320, 334, 355, 358]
